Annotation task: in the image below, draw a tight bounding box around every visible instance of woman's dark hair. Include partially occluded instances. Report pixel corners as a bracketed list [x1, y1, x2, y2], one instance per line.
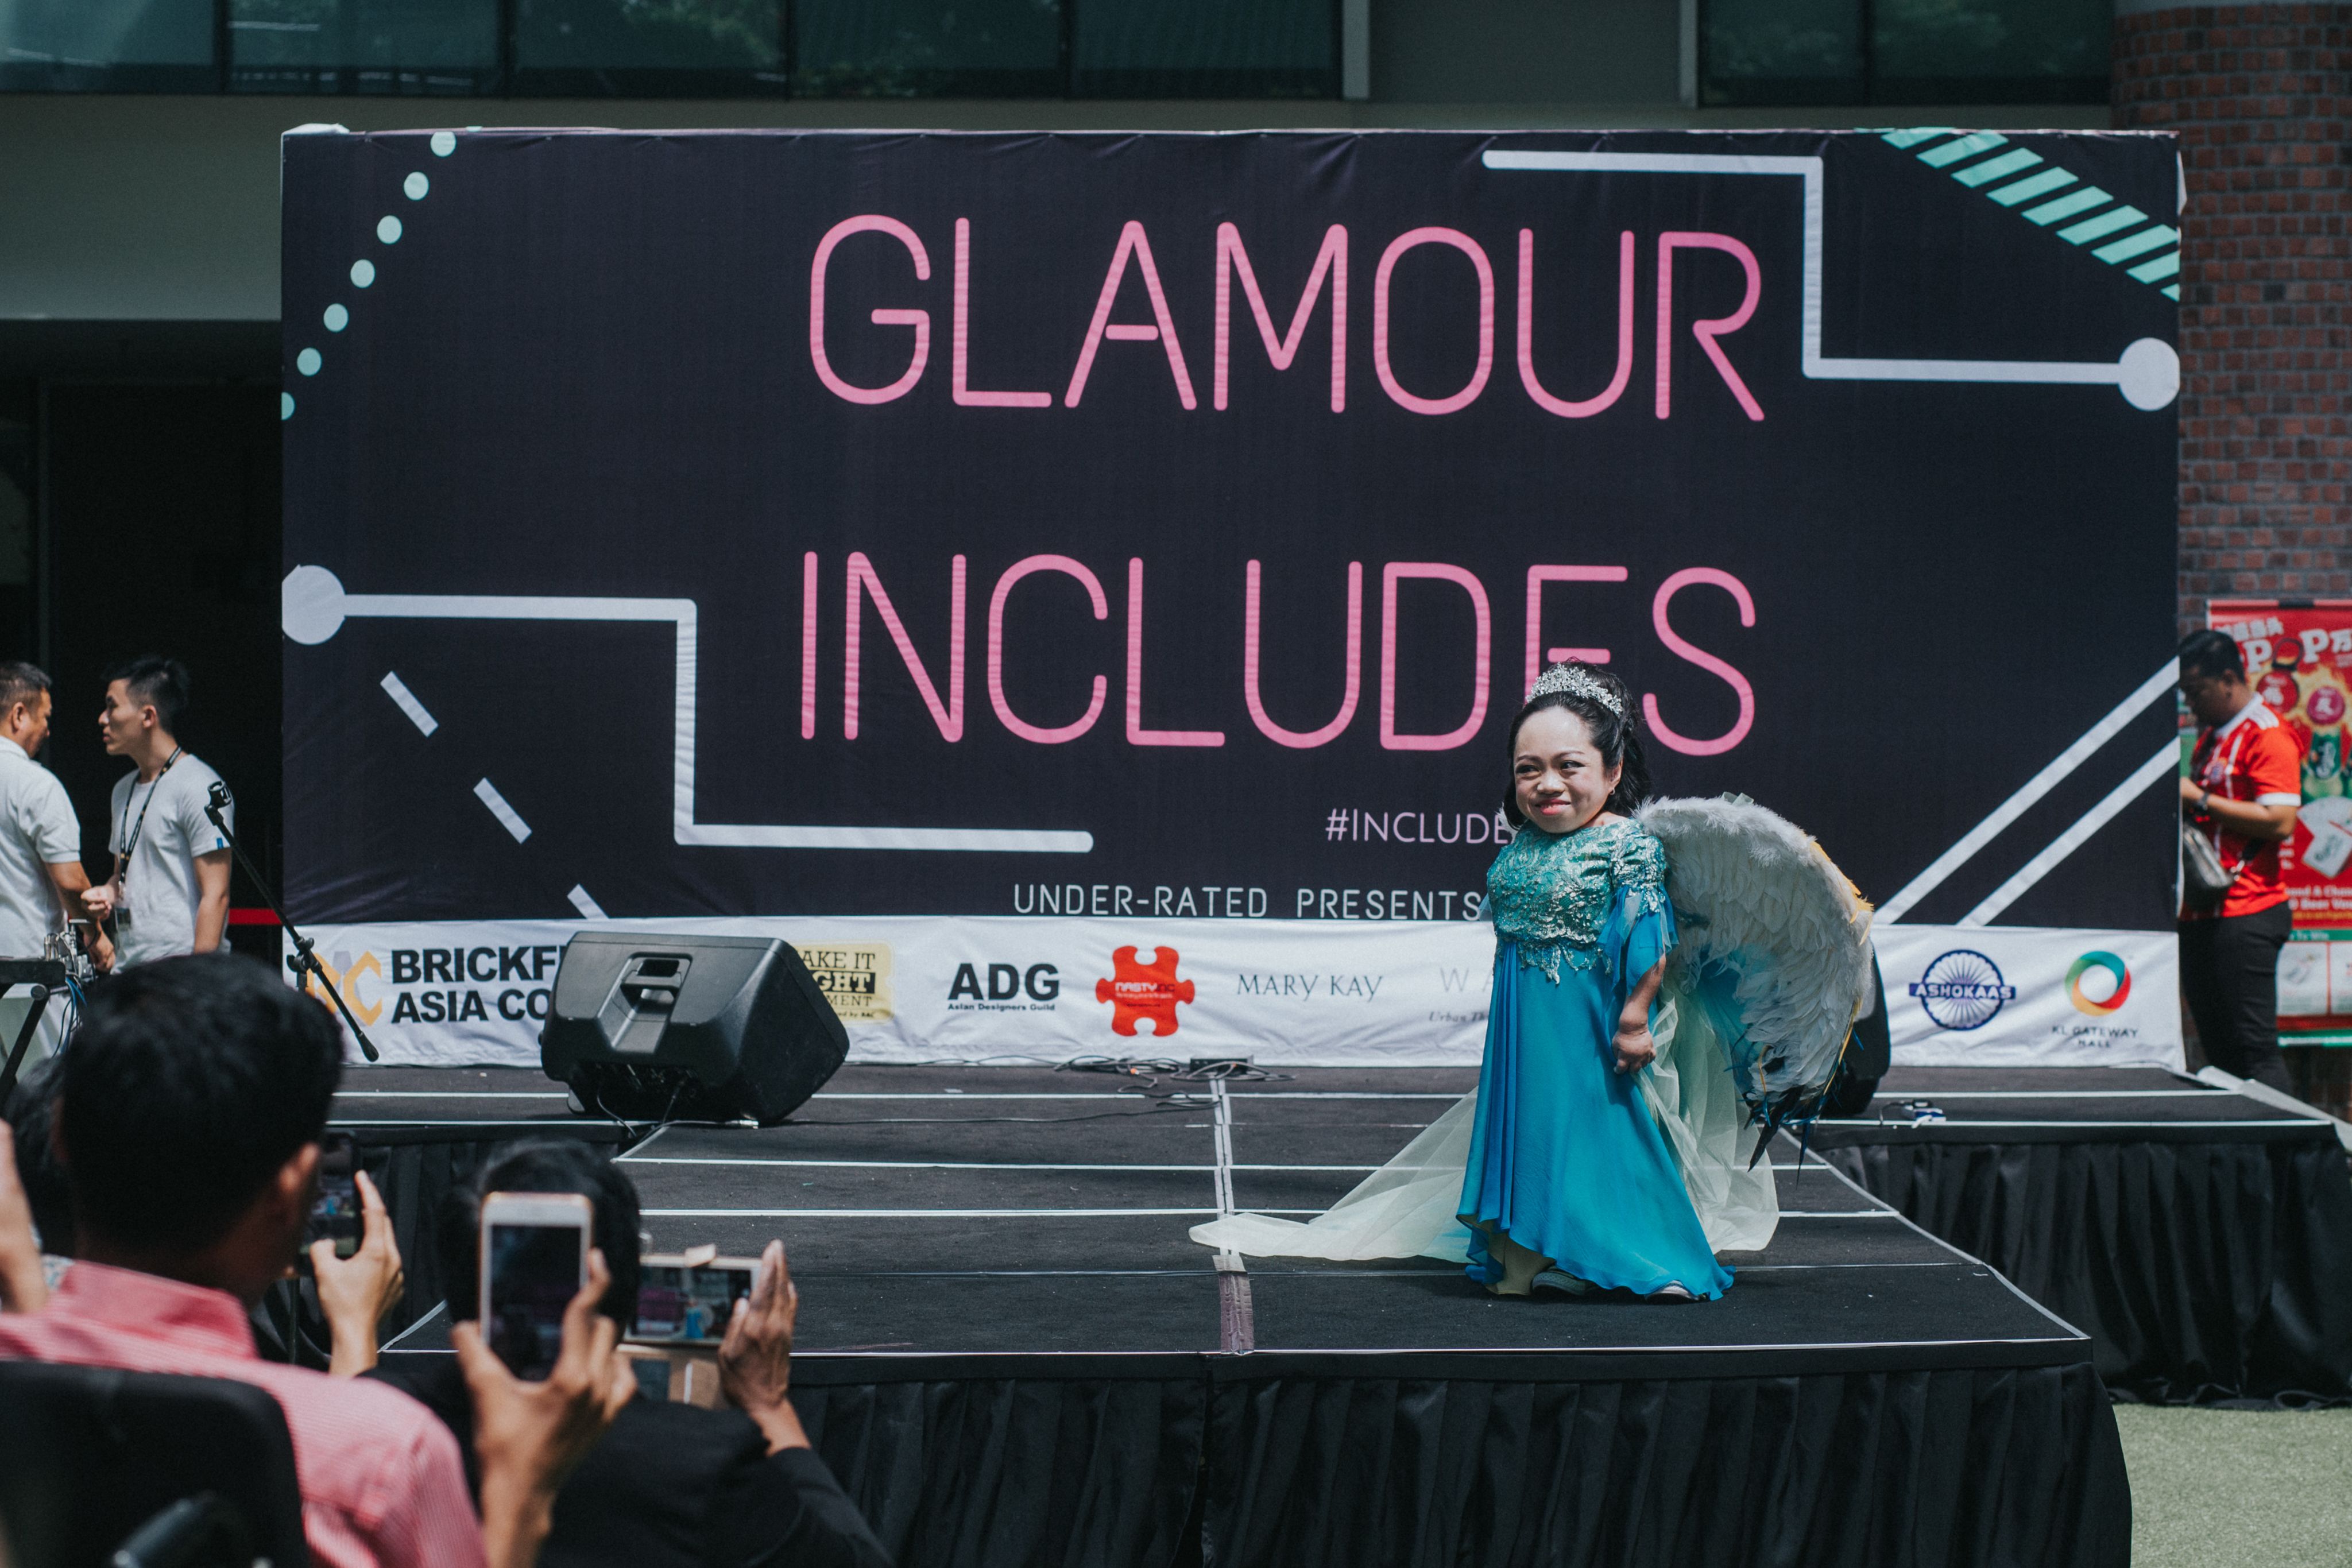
[1500, 662, 1653, 825]
[438, 1137, 642, 1329]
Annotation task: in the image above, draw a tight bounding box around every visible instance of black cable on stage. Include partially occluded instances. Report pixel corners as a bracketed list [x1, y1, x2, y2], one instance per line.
[1056, 1055, 1293, 1090]
[1058, 1054, 1181, 1089]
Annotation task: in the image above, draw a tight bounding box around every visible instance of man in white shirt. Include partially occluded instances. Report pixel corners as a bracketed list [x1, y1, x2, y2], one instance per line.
[0, 663, 110, 1065]
[82, 657, 232, 969]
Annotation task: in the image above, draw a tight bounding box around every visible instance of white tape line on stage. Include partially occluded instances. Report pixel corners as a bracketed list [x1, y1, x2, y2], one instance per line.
[645, 1208, 1225, 1218]
[623, 1158, 1387, 1172]
[629, 1158, 1220, 1171]
[334, 1091, 571, 1098]
[1845, 1118, 2329, 1129]
[641, 1207, 1904, 1220]
[1867, 1089, 2218, 1099]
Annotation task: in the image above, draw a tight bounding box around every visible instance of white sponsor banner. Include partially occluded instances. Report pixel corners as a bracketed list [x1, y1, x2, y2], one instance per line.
[1874, 924, 2182, 1071]
[291, 916, 1500, 1069]
[296, 917, 2181, 1074]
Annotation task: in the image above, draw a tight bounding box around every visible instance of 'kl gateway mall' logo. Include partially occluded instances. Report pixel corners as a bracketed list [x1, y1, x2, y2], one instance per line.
[1097, 947, 1195, 1036]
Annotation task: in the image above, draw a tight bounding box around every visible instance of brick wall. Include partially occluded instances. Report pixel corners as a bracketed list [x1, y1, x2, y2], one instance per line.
[2112, 5, 2350, 634]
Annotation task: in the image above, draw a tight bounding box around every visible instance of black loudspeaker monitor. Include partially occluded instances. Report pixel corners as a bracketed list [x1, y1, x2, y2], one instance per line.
[540, 932, 848, 1125]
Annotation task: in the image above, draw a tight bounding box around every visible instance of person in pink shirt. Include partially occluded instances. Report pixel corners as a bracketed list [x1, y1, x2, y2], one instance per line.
[0, 954, 631, 1568]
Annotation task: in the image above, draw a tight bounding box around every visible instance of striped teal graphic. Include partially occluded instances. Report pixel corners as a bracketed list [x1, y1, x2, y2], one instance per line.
[1881, 130, 2183, 303]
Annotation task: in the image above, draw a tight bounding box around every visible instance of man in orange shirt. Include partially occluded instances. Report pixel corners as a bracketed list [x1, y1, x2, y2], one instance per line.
[2179, 629, 2301, 1093]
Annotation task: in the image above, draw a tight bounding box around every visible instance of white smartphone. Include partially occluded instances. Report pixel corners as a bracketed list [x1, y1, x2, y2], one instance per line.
[478, 1191, 593, 1380]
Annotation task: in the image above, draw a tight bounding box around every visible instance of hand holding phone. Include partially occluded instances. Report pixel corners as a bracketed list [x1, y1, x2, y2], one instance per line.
[307, 1132, 363, 1260]
[312, 1168, 405, 1377]
[480, 1192, 594, 1381]
[452, 1248, 633, 1568]
[715, 1240, 807, 1454]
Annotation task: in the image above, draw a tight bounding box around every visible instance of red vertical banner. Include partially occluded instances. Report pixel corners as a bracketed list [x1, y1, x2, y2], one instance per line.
[2210, 600, 2352, 1037]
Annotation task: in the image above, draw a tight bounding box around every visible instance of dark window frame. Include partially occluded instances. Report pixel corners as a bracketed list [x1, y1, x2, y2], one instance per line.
[0, 0, 1343, 98]
[1697, 0, 2109, 109]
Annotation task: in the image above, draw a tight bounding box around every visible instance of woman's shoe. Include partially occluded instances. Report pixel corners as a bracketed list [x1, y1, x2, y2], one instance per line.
[1482, 1226, 1548, 1297]
[1531, 1269, 1596, 1297]
[1647, 1283, 1696, 1302]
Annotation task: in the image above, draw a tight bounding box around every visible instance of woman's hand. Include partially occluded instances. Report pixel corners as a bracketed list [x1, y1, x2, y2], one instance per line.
[458, 1250, 635, 1568]
[1615, 958, 1666, 1074]
[718, 1239, 810, 1454]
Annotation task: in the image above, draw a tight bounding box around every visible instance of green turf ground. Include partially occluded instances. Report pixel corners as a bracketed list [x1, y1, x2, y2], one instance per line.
[2116, 1406, 2352, 1567]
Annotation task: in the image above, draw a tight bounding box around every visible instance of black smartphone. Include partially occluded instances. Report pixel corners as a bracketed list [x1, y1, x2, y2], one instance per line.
[306, 1132, 361, 1259]
[479, 1193, 592, 1380]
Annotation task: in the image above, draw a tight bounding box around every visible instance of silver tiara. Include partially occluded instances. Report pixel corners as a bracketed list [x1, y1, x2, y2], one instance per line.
[1530, 661, 1624, 715]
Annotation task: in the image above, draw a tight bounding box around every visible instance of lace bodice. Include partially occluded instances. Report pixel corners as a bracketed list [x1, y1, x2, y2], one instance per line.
[1486, 818, 1669, 981]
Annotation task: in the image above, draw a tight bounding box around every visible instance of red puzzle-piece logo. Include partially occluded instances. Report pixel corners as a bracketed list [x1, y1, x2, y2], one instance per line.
[1096, 946, 1195, 1036]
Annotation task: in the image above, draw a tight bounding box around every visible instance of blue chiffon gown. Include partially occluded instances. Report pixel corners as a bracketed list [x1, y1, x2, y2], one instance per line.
[1458, 819, 1734, 1298]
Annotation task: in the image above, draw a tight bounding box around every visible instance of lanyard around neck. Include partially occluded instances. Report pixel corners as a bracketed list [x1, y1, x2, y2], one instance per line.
[118, 746, 184, 877]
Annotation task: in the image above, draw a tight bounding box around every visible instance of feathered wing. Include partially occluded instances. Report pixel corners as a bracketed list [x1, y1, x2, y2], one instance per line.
[1634, 795, 1875, 1145]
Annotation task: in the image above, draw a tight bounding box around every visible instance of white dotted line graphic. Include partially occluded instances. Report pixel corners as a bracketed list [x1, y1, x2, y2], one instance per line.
[284, 127, 457, 422]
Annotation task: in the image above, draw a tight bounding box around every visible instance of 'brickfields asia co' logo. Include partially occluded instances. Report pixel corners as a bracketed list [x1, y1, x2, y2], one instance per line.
[301, 943, 563, 1026]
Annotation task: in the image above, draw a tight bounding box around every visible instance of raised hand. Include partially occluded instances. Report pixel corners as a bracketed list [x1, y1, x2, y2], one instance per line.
[718, 1240, 810, 1453]
[456, 1249, 635, 1568]
[314, 1168, 404, 1376]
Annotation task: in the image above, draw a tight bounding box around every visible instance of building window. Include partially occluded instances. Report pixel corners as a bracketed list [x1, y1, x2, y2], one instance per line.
[0, 0, 216, 91]
[0, 0, 1343, 96]
[229, 0, 499, 93]
[514, 0, 784, 95]
[791, 0, 1061, 98]
[1071, 0, 1337, 99]
[1701, 0, 2109, 107]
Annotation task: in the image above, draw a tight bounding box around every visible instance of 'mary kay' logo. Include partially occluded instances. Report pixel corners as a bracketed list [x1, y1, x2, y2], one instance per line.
[1096, 947, 1195, 1036]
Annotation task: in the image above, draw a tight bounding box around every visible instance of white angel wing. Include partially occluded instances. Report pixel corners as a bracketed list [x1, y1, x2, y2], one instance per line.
[1634, 794, 1874, 1136]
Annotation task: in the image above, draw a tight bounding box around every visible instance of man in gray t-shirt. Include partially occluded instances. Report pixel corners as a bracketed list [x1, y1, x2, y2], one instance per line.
[83, 658, 231, 969]
[0, 663, 110, 1062]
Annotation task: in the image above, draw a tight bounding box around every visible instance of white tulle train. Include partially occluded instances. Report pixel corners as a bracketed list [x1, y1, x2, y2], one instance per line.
[1192, 995, 1780, 1262]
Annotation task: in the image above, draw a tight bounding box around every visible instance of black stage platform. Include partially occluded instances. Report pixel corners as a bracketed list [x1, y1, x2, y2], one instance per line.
[346, 1065, 2127, 1568]
[1813, 1066, 2352, 1406]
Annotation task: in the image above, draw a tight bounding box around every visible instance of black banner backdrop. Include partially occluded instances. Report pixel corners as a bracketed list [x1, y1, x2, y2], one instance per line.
[280, 130, 2177, 936]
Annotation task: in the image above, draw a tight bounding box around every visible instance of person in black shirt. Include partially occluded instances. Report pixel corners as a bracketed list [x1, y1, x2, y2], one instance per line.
[365, 1140, 890, 1568]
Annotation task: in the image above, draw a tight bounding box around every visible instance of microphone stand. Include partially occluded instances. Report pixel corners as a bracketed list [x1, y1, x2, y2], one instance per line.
[203, 781, 378, 1062]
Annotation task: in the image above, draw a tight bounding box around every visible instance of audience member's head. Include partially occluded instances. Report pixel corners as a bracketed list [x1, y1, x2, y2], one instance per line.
[103, 654, 191, 738]
[2179, 628, 2254, 727]
[440, 1139, 641, 1330]
[57, 953, 343, 1297]
[0, 660, 52, 751]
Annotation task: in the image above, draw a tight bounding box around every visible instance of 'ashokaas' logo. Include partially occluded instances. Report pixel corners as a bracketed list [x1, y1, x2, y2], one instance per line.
[1908, 950, 2017, 1032]
[1096, 947, 1194, 1036]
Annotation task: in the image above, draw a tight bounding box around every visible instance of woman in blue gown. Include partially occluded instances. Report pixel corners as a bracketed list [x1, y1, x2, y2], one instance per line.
[1460, 661, 1731, 1300]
